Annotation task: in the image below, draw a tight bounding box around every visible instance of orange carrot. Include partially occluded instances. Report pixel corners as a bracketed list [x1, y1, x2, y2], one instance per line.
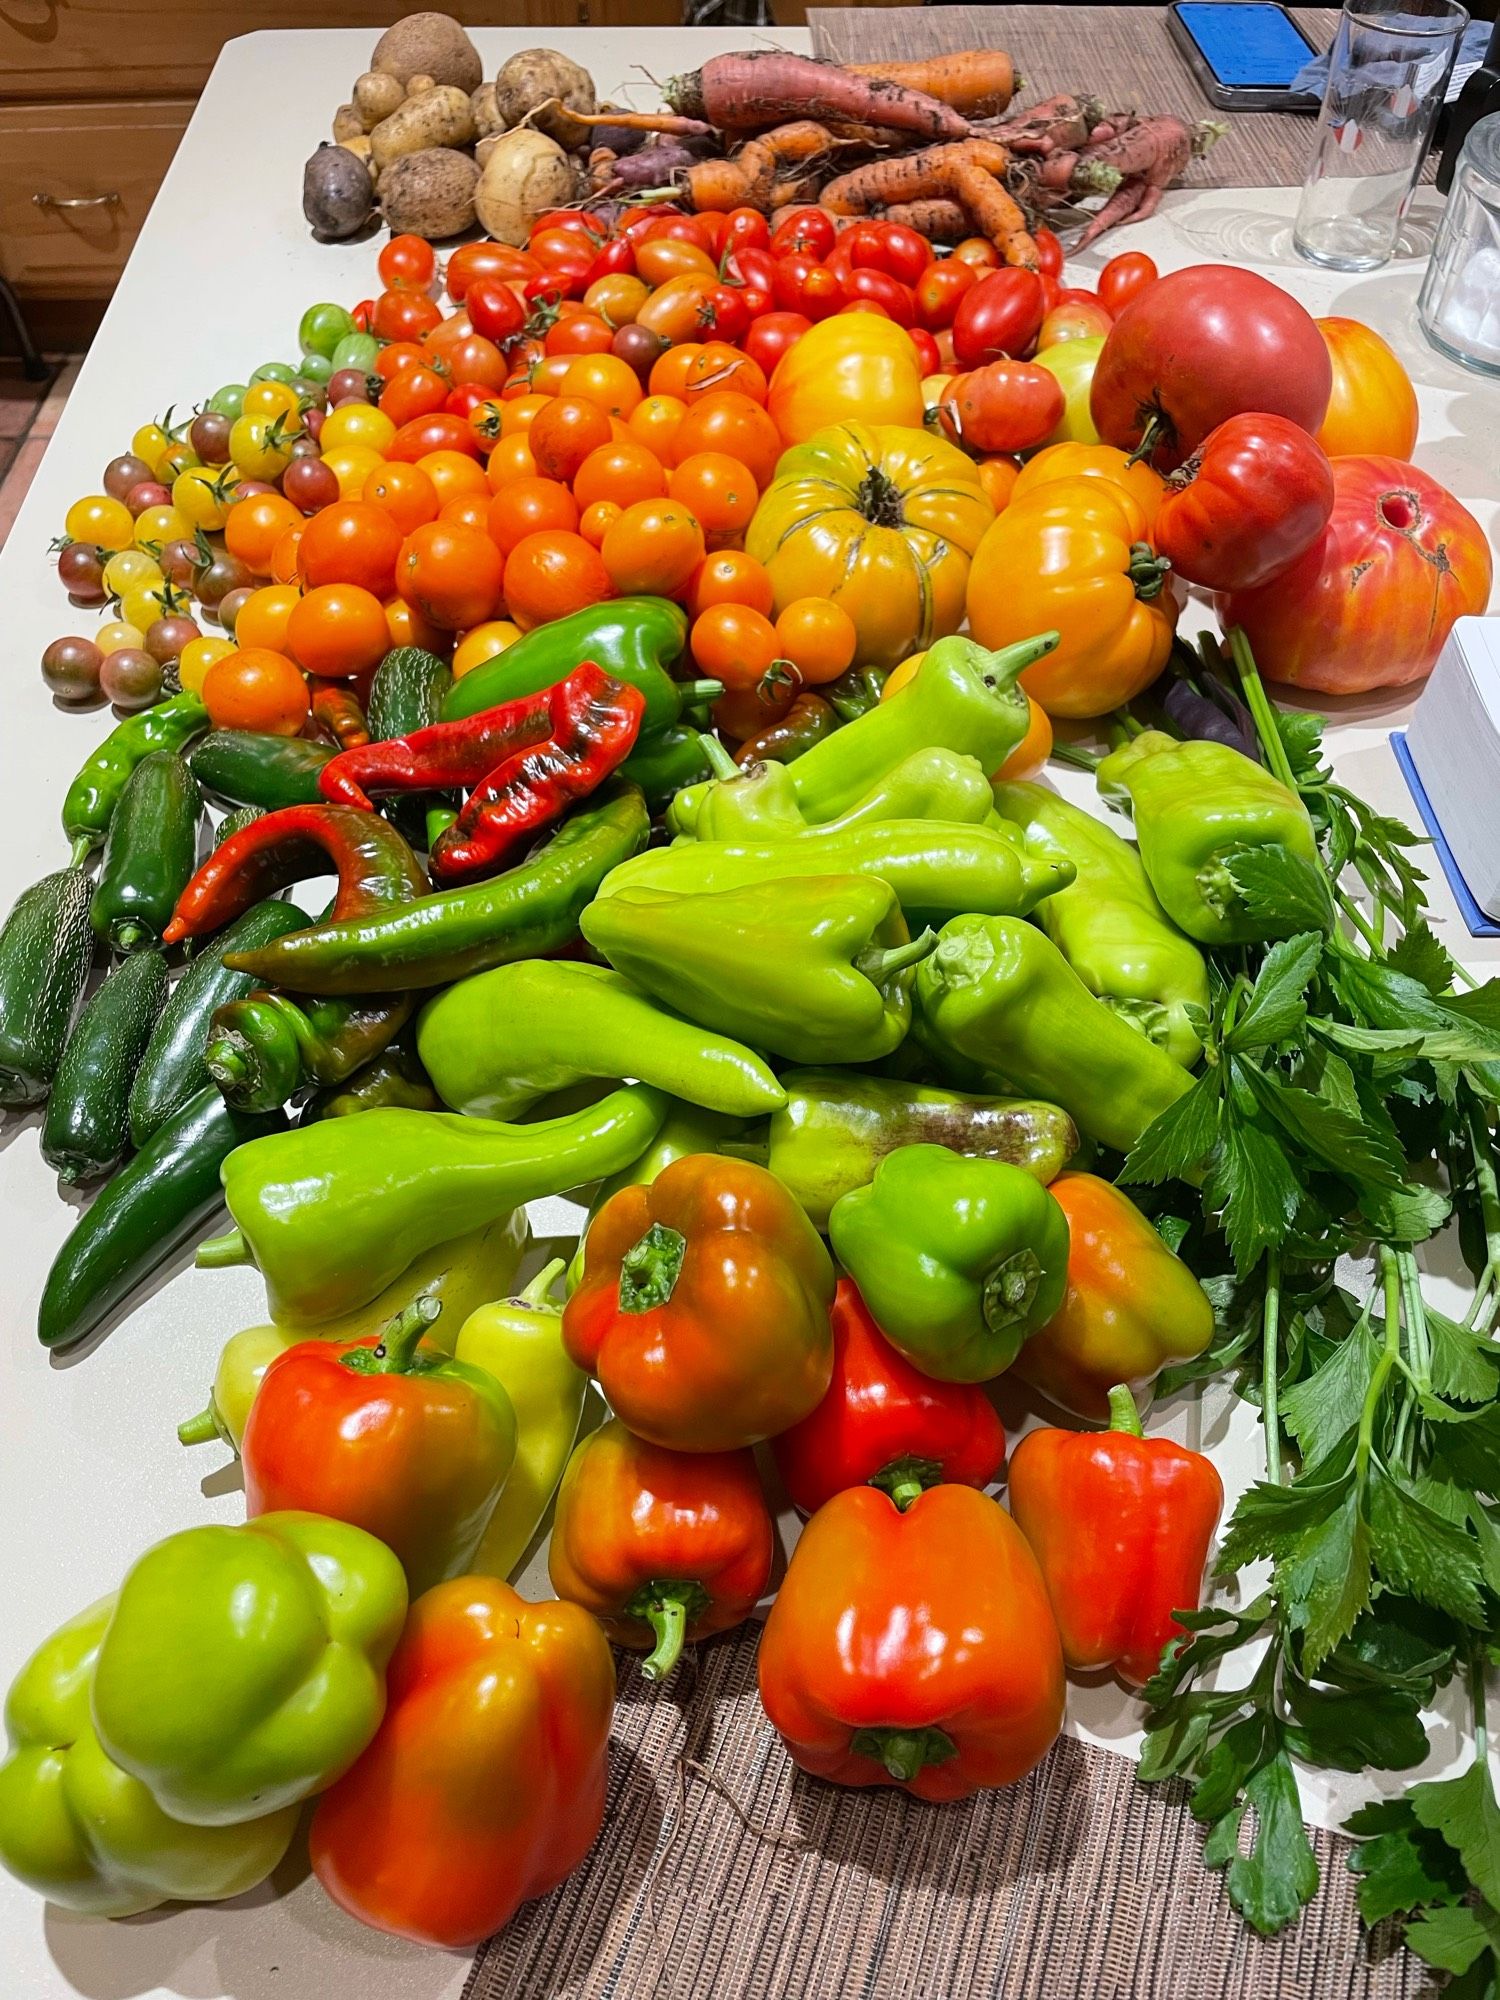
[666, 52, 971, 142]
[820, 139, 1009, 216]
[882, 199, 968, 241]
[684, 122, 841, 213]
[847, 50, 1018, 120]
[940, 161, 1039, 269]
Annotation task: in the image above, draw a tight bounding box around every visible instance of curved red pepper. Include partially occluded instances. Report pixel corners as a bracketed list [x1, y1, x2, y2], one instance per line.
[163, 803, 428, 946]
[319, 687, 558, 811]
[1007, 1386, 1225, 1686]
[772, 1278, 1006, 1515]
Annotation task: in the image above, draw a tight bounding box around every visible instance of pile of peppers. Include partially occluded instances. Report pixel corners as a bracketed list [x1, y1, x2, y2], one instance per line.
[4, 587, 1344, 1951]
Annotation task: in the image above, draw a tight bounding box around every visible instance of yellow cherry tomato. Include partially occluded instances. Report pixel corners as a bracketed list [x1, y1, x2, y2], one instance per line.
[119, 580, 181, 631]
[101, 549, 162, 599]
[133, 504, 190, 553]
[320, 443, 387, 499]
[65, 495, 134, 551]
[130, 422, 177, 475]
[96, 620, 146, 656]
[172, 464, 237, 533]
[228, 413, 297, 482]
[177, 633, 235, 694]
[319, 403, 396, 455]
[242, 380, 303, 425]
[452, 619, 523, 677]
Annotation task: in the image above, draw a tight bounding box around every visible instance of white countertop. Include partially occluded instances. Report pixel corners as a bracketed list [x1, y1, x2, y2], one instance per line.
[0, 26, 1495, 2000]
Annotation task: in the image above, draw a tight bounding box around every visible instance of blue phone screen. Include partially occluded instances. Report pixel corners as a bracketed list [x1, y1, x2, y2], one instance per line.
[1176, 2, 1315, 87]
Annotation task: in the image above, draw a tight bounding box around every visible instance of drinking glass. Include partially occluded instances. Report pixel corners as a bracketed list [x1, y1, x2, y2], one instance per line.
[1294, 0, 1469, 271]
[1419, 110, 1500, 371]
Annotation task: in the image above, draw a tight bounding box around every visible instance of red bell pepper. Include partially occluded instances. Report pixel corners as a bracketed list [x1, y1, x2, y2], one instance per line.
[241, 1300, 518, 1596]
[548, 1416, 773, 1680]
[771, 1278, 1006, 1516]
[1007, 1385, 1225, 1687]
[759, 1483, 1064, 1800]
[310, 1578, 613, 1948]
[563, 1154, 835, 1452]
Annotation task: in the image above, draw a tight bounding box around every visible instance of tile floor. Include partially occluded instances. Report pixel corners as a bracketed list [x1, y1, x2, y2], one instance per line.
[0, 358, 83, 546]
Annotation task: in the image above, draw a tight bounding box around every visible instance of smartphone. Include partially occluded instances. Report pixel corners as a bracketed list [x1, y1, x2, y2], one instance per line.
[1168, 2, 1322, 111]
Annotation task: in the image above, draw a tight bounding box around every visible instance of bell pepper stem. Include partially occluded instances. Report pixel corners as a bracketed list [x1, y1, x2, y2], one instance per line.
[851, 1725, 959, 1785]
[177, 1403, 225, 1448]
[629, 1579, 711, 1682]
[618, 1221, 687, 1314]
[113, 923, 150, 953]
[517, 1255, 568, 1310]
[698, 732, 741, 780]
[196, 1227, 249, 1269]
[1106, 1384, 1144, 1436]
[680, 679, 725, 708]
[345, 1296, 443, 1376]
[857, 928, 938, 982]
[869, 1454, 944, 1512]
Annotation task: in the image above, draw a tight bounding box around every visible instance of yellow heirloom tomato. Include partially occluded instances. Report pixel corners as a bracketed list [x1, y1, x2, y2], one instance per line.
[746, 422, 994, 673]
[768, 315, 925, 447]
[1011, 442, 1167, 534]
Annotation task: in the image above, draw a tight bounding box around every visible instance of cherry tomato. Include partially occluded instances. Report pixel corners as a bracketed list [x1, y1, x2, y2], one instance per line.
[388, 413, 481, 463]
[680, 343, 768, 407]
[487, 475, 580, 555]
[296, 499, 403, 595]
[635, 238, 717, 287]
[560, 353, 643, 419]
[1098, 251, 1159, 318]
[849, 221, 930, 288]
[686, 549, 774, 619]
[743, 311, 810, 376]
[578, 500, 621, 548]
[627, 395, 687, 462]
[952, 238, 1000, 270]
[584, 238, 637, 286]
[396, 521, 506, 629]
[233, 583, 299, 655]
[545, 312, 615, 358]
[499, 394, 550, 437]
[443, 333, 507, 389]
[445, 242, 540, 301]
[771, 208, 837, 260]
[502, 530, 612, 631]
[953, 269, 1048, 367]
[648, 346, 704, 402]
[908, 327, 942, 376]
[417, 450, 489, 510]
[774, 597, 857, 685]
[691, 603, 783, 692]
[372, 289, 442, 343]
[530, 226, 599, 269]
[699, 285, 751, 345]
[363, 461, 440, 535]
[936, 363, 1066, 455]
[485, 433, 538, 489]
[612, 323, 667, 382]
[586, 272, 650, 325]
[670, 393, 780, 489]
[573, 441, 666, 512]
[532, 211, 608, 243]
[1037, 300, 1114, 349]
[462, 279, 526, 347]
[1034, 229, 1065, 281]
[641, 214, 715, 253]
[724, 207, 770, 255]
[529, 397, 613, 483]
[446, 382, 496, 421]
[842, 269, 916, 325]
[379, 235, 438, 292]
[283, 455, 341, 515]
[286, 583, 390, 677]
[452, 620, 522, 677]
[600, 499, 705, 598]
[668, 451, 759, 542]
[772, 253, 841, 321]
[202, 646, 309, 734]
[915, 259, 977, 331]
[528, 354, 576, 398]
[223, 493, 302, 577]
[375, 341, 430, 382]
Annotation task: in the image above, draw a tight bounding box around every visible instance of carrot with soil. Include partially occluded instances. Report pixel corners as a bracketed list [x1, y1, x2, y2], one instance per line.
[845, 49, 1018, 120]
[665, 51, 972, 142]
[683, 122, 842, 211]
[820, 139, 1010, 215]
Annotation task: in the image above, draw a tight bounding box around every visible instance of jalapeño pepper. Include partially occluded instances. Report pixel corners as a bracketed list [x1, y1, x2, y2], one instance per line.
[189, 732, 335, 813]
[90, 752, 201, 954]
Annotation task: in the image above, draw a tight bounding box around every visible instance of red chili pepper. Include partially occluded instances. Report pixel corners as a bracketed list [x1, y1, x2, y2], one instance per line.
[771, 1279, 1006, 1516]
[429, 664, 645, 881]
[310, 684, 370, 751]
[319, 684, 563, 810]
[163, 804, 429, 946]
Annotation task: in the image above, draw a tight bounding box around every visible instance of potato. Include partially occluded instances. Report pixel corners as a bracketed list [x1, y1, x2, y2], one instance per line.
[475, 133, 502, 170]
[370, 85, 476, 171]
[332, 102, 363, 143]
[303, 143, 375, 241]
[494, 49, 595, 132]
[352, 69, 405, 130]
[371, 13, 482, 94]
[405, 74, 438, 97]
[379, 146, 480, 239]
[471, 81, 505, 139]
[339, 134, 374, 167]
[473, 127, 577, 246]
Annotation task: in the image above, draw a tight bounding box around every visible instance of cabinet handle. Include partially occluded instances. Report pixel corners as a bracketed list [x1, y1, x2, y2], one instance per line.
[32, 191, 121, 210]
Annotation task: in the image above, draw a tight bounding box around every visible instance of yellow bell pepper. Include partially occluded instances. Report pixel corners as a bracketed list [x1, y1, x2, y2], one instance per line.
[746, 422, 994, 672]
[768, 314, 925, 446]
[1011, 443, 1166, 533]
[455, 1258, 589, 1582]
[966, 477, 1178, 721]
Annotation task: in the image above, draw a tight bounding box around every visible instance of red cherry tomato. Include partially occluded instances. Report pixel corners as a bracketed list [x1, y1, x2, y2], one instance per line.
[915, 258, 976, 331]
[724, 207, 771, 255]
[445, 242, 540, 301]
[857, 222, 931, 288]
[744, 310, 811, 375]
[772, 253, 842, 321]
[936, 362, 1066, 456]
[379, 365, 450, 428]
[1055, 287, 1104, 309]
[698, 284, 751, 345]
[585, 238, 637, 285]
[771, 207, 838, 261]
[466, 279, 526, 345]
[908, 327, 942, 375]
[1097, 251, 1160, 318]
[445, 382, 496, 420]
[371, 289, 442, 343]
[952, 269, 1047, 367]
[531, 211, 606, 242]
[387, 412, 482, 463]
[1034, 229, 1065, 281]
[841, 267, 916, 326]
[378, 235, 437, 292]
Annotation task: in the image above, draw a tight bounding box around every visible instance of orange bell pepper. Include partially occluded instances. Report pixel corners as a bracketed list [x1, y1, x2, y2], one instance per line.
[562, 1154, 835, 1451]
[758, 1483, 1064, 1801]
[1011, 1172, 1214, 1420]
[1008, 1386, 1224, 1686]
[309, 1578, 613, 1949]
[548, 1416, 774, 1680]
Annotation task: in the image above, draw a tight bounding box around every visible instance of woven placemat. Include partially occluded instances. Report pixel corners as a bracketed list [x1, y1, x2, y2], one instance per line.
[807, 5, 1341, 187]
[464, 1626, 1422, 2000]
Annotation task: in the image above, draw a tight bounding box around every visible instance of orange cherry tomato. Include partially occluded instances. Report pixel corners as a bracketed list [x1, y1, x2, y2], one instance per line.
[500, 394, 551, 437]
[383, 595, 451, 654]
[485, 433, 539, 491]
[233, 583, 300, 656]
[362, 461, 441, 535]
[502, 530, 613, 632]
[670, 393, 781, 489]
[995, 694, 1054, 781]
[976, 456, 1022, 513]
[690, 603, 781, 686]
[452, 619, 522, 677]
[579, 500, 622, 548]
[296, 500, 403, 596]
[202, 646, 310, 735]
[635, 238, 717, 286]
[528, 398, 613, 484]
[397, 521, 506, 630]
[438, 492, 491, 535]
[544, 312, 614, 358]
[667, 452, 758, 543]
[286, 583, 391, 678]
[600, 499, 705, 599]
[686, 549, 775, 619]
[418, 449, 490, 507]
[953, 238, 1000, 269]
[224, 493, 302, 576]
[528, 355, 576, 399]
[375, 341, 429, 382]
[487, 476, 579, 555]
[573, 441, 668, 512]
[269, 525, 305, 588]
[627, 394, 688, 461]
[773, 597, 858, 685]
[584, 274, 650, 325]
[648, 345, 705, 401]
[444, 333, 507, 389]
[680, 343, 769, 407]
[559, 353, 643, 420]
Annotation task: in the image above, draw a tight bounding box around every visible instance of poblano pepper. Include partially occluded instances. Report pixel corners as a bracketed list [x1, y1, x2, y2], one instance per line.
[91, 1513, 407, 1826]
[915, 916, 1193, 1157]
[0, 1597, 298, 1916]
[993, 780, 1209, 1068]
[417, 959, 786, 1120]
[202, 1085, 666, 1324]
[582, 876, 935, 1065]
[1096, 731, 1325, 946]
[829, 1145, 1071, 1382]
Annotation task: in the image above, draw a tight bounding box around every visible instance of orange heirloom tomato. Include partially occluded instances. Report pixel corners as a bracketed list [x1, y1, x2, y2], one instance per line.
[398, 522, 505, 630]
[1011, 441, 1166, 532]
[286, 583, 391, 678]
[968, 476, 1177, 720]
[746, 422, 994, 671]
[1314, 316, 1420, 459]
[601, 499, 705, 599]
[769, 314, 924, 447]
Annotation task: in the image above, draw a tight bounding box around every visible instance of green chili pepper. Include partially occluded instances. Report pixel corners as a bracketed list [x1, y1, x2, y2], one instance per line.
[993, 780, 1210, 1067]
[62, 693, 208, 864]
[221, 786, 650, 995]
[0, 868, 95, 1108]
[582, 875, 936, 1066]
[201, 1083, 666, 1324]
[416, 960, 786, 1121]
[41, 948, 168, 1184]
[822, 663, 888, 723]
[915, 915, 1193, 1158]
[1096, 731, 1324, 946]
[618, 724, 714, 810]
[206, 990, 417, 1114]
[189, 732, 334, 812]
[90, 752, 201, 954]
[736, 693, 838, 765]
[440, 597, 718, 735]
[213, 804, 264, 846]
[303, 1040, 441, 1120]
[667, 735, 807, 841]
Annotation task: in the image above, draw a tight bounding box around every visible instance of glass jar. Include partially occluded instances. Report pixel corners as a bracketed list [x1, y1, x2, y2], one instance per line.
[1419, 110, 1500, 373]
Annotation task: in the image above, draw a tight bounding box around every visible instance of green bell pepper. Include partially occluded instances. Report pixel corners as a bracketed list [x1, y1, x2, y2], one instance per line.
[202, 1084, 665, 1324]
[582, 875, 934, 1065]
[1096, 731, 1324, 946]
[915, 916, 1193, 1157]
[598, 817, 1072, 923]
[0, 1597, 298, 1916]
[993, 780, 1210, 1067]
[782, 631, 1057, 823]
[753, 1069, 1078, 1229]
[617, 723, 714, 811]
[829, 1144, 1070, 1382]
[91, 1512, 407, 1826]
[440, 596, 718, 735]
[667, 735, 805, 841]
[417, 960, 785, 1121]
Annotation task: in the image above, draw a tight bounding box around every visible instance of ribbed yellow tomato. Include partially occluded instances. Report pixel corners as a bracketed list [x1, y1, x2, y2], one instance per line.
[746, 423, 994, 672]
[1011, 442, 1167, 532]
[768, 317, 924, 447]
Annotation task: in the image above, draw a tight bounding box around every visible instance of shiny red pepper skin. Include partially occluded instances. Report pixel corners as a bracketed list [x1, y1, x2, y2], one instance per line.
[1007, 1387, 1225, 1686]
[772, 1279, 1006, 1515]
[319, 688, 557, 810]
[429, 664, 645, 881]
[311, 685, 370, 751]
[163, 802, 428, 945]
